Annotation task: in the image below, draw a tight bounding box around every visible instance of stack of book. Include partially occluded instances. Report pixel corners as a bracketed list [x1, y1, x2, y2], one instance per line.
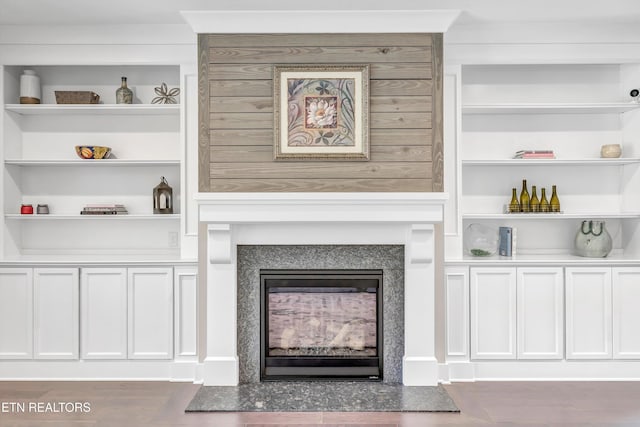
[80, 204, 128, 215]
[513, 150, 555, 159]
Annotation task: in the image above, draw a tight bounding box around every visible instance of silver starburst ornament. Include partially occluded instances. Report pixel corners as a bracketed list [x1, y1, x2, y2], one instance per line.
[151, 83, 180, 104]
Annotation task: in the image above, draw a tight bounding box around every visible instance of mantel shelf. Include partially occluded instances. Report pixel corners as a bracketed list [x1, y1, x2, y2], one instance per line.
[5, 159, 180, 166]
[462, 158, 640, 166]
[462, 102, 640, 115]
[4, 104, 180, 115]
[5, 214, 180, 220]
[463, 213, 640, 220]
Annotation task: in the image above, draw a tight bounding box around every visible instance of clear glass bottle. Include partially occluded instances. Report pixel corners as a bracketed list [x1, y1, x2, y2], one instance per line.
[530, 185, 540, 213]
[509, 188, 520, 213]
[539, 187, 550, 212]
[519, 179, 530, 213]
[116, 76, 133, 104]
[550, 185, 561, 213]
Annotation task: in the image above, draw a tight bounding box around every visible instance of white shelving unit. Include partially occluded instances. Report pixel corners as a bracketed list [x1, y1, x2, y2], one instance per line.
[462, 102, 640, 115]
[4, 104, 180, 115]
[448, 63, 640, 263]
[1, 65, 184, 261]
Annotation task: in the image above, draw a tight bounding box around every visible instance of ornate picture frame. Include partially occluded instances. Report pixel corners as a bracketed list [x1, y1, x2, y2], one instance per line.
[273, 64, 370, 161]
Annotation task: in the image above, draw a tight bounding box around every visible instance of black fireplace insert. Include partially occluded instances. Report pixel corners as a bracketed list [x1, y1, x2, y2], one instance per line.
[260, 269, 383, 381]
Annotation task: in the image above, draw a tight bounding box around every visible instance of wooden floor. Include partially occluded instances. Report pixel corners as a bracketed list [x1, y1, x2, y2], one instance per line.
[1, 381, 640, 426]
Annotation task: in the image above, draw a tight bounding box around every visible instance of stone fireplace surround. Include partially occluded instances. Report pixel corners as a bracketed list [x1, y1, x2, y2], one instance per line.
[196, 193, 447, 386]
[238, 245, 403, 383]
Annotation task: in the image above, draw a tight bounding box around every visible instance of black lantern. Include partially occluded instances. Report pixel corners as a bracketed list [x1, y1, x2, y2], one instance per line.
[153, 176, 173, 214]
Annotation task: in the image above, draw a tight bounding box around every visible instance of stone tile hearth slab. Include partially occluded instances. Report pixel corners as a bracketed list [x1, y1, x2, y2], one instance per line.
[185, 382, 459, 412]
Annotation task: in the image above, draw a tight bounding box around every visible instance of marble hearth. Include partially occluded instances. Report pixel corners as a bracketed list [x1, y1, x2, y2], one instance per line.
[196, 193, 447, 386]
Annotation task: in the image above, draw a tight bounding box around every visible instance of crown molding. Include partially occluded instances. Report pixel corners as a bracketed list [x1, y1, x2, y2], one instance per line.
[180, 9, 460, 34]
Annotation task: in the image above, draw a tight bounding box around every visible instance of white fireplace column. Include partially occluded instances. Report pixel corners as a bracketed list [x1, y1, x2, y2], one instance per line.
[196, 193, 447, 386]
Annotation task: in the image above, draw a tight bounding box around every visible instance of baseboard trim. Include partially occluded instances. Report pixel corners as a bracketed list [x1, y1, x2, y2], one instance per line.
[0, 361, 200, 381]
[439, 361, 640, 382]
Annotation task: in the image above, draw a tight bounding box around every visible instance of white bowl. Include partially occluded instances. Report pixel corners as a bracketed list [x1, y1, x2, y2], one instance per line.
[600, 144, 622, 158]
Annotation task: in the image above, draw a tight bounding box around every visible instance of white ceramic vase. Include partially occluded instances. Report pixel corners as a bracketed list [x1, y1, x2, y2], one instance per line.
[19, 70, 41, 104]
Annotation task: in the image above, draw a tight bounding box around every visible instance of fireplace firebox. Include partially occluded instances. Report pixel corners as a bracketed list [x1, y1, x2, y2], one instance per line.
[260, 269, 383, 381]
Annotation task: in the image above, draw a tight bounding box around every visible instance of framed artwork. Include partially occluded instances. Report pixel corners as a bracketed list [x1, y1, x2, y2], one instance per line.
[273, 64, 370, 161]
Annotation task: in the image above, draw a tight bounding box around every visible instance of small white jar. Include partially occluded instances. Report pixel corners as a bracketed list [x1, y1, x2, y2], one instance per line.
[19, 70, 41, 104]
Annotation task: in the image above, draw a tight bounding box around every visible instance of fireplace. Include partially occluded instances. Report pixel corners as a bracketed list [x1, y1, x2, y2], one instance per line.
[260, 269, 383, 381]
[196, 193, 446, 386]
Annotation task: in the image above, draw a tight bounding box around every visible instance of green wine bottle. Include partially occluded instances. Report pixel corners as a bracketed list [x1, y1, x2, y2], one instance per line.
[539, 187, 550, 212]
[530, 185, 540, 213]
[520, 179, 530, 213]
[509, 188, 520, 213]
[550, 185, 561, 213]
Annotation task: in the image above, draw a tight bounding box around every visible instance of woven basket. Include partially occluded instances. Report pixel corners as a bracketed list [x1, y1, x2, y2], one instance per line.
[55, 91, 100, 104]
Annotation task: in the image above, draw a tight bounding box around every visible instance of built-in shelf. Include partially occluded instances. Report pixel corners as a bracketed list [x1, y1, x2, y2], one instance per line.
[4, 104, 180, 115]
[446, 252, 640, 266]
[463, 213, 640, 220]
[5, 159, 180, 166]
[462, 158, 640, 166]
[5, 214, 180, 220]
[462, 102, 640, 115]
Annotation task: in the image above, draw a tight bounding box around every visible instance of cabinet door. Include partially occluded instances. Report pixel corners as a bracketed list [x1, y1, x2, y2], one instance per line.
[34, 268, 79, 359]
[517, 267, 564, 359]
[80, 268, 127, 359]
[128, 268, 173, 359]
[470, 267, 516, 359]
[174, 267, 198, 360]
[613, 267, 640, 359]
[0, 268, 33, 359]
[445, 266, 469, 361]
[565, 267, 612, 359]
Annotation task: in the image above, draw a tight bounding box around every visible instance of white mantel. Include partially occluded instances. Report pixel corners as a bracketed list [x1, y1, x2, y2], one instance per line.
[196, 192, 447, 386]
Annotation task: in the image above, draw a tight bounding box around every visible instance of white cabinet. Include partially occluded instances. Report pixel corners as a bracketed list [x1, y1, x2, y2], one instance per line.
[80, 268, 128, 359]
[517, 267, 564, 359]
[565, 267, 612, 359]
[445, 266, 470, 360]
[0, 268, 33, 359]
[128, 267, 173, 359]
[33, 268, 79, 359]
[80, 266, 176, 360]
[470, 267, 516, 359]
[467, 266, 564, 361]
[174, 267, 198, 360]
[612, 267, 640, 359]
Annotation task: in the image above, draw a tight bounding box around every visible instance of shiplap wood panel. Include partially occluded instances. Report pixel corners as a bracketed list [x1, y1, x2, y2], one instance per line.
[198, 34, 211, 192]
[210, 162, 431, 179]
[207, 34, 433, 47]
[209, 63, 432, 80]
[210, 145, 432, 163]
[209, 46, 431, 64]
[210, 96, 433, 114]
[209, 112, 431, 130]
[431, 33, 444, 192]
[209, 178, 432, 192]
[209, 129, 433, 147]
[199, 33, 442, 192]
[209, 79, 433, 97]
